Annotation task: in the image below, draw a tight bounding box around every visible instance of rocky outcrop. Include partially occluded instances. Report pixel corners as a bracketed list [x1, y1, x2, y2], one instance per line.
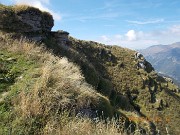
[134, 52, 154, 73]
[51, 30, 70, 47]
[0, 4, 53, 33]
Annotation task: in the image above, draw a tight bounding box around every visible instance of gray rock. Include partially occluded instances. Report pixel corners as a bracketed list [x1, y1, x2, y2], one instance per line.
[51, 30, 70, 47]
[76, 108, 97, 118]
[0, 5, 54, 33]
[135, 52, 145, 60]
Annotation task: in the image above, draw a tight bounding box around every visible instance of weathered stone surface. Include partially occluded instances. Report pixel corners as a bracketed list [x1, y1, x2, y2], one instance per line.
[0, 4, 54, 33]
[50, 30, 70, 47]
[135, 52, 154, 73]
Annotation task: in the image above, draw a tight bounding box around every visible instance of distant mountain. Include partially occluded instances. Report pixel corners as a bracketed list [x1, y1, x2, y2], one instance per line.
[140, 42, 180, 85]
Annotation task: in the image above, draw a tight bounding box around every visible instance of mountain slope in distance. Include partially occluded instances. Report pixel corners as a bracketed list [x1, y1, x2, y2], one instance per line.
[140, 42, 180, 85]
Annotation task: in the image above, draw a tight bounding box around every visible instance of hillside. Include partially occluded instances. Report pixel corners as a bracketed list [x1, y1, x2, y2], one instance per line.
[0, 4, 180, 135]
[140, 42, 180, 85]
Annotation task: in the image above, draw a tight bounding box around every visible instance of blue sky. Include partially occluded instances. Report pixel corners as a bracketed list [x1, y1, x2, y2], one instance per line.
[1, 0, 180, 49]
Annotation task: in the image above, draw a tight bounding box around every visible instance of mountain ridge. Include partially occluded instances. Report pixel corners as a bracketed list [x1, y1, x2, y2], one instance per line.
[140, 42, 180, 85]
[0, 4, 180, 135]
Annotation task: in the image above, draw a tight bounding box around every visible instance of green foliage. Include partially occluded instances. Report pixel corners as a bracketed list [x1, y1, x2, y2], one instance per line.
[0, 51, 38, 134]
[0, 51, 35, 93]
[97, 77, 113, 97]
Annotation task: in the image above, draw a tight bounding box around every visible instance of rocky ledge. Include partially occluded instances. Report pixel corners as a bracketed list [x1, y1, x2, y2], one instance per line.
[0, 4, 54, 33]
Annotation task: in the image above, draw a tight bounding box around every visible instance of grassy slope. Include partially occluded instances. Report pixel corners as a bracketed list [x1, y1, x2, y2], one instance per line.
[44, 35, 180, 135]
[0, 31, 179, 135]
[0, 32, 125, 135]
[0, 32, 179, 135]
[0, 4, 179, 135]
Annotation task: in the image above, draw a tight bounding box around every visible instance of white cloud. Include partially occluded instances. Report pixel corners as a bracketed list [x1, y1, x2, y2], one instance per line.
[98, 34, 158, 49]
[114, 34, 122, 39]
[13, 0, 61, 21]
[169, 25, 180, 34]
[126, 30, 137, 41]
[125, 30, 144, 41]
[76, 12, 120, 22]
[127, 19, 164, 25]
[97, 25, 180, 50]
[100, 35, 110, 42]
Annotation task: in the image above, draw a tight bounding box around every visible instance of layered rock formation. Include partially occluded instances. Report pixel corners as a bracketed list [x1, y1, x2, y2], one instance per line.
[0, 4, 53, 33]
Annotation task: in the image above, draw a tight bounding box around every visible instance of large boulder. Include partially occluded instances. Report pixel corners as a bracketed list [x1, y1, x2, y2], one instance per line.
[0, 4, 54, 33]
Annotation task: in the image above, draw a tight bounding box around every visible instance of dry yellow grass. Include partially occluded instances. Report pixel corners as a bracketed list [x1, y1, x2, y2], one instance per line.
[0, 31, 121, 135]
[57, 118, 124, 135]
[0, 31, 156, 135]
